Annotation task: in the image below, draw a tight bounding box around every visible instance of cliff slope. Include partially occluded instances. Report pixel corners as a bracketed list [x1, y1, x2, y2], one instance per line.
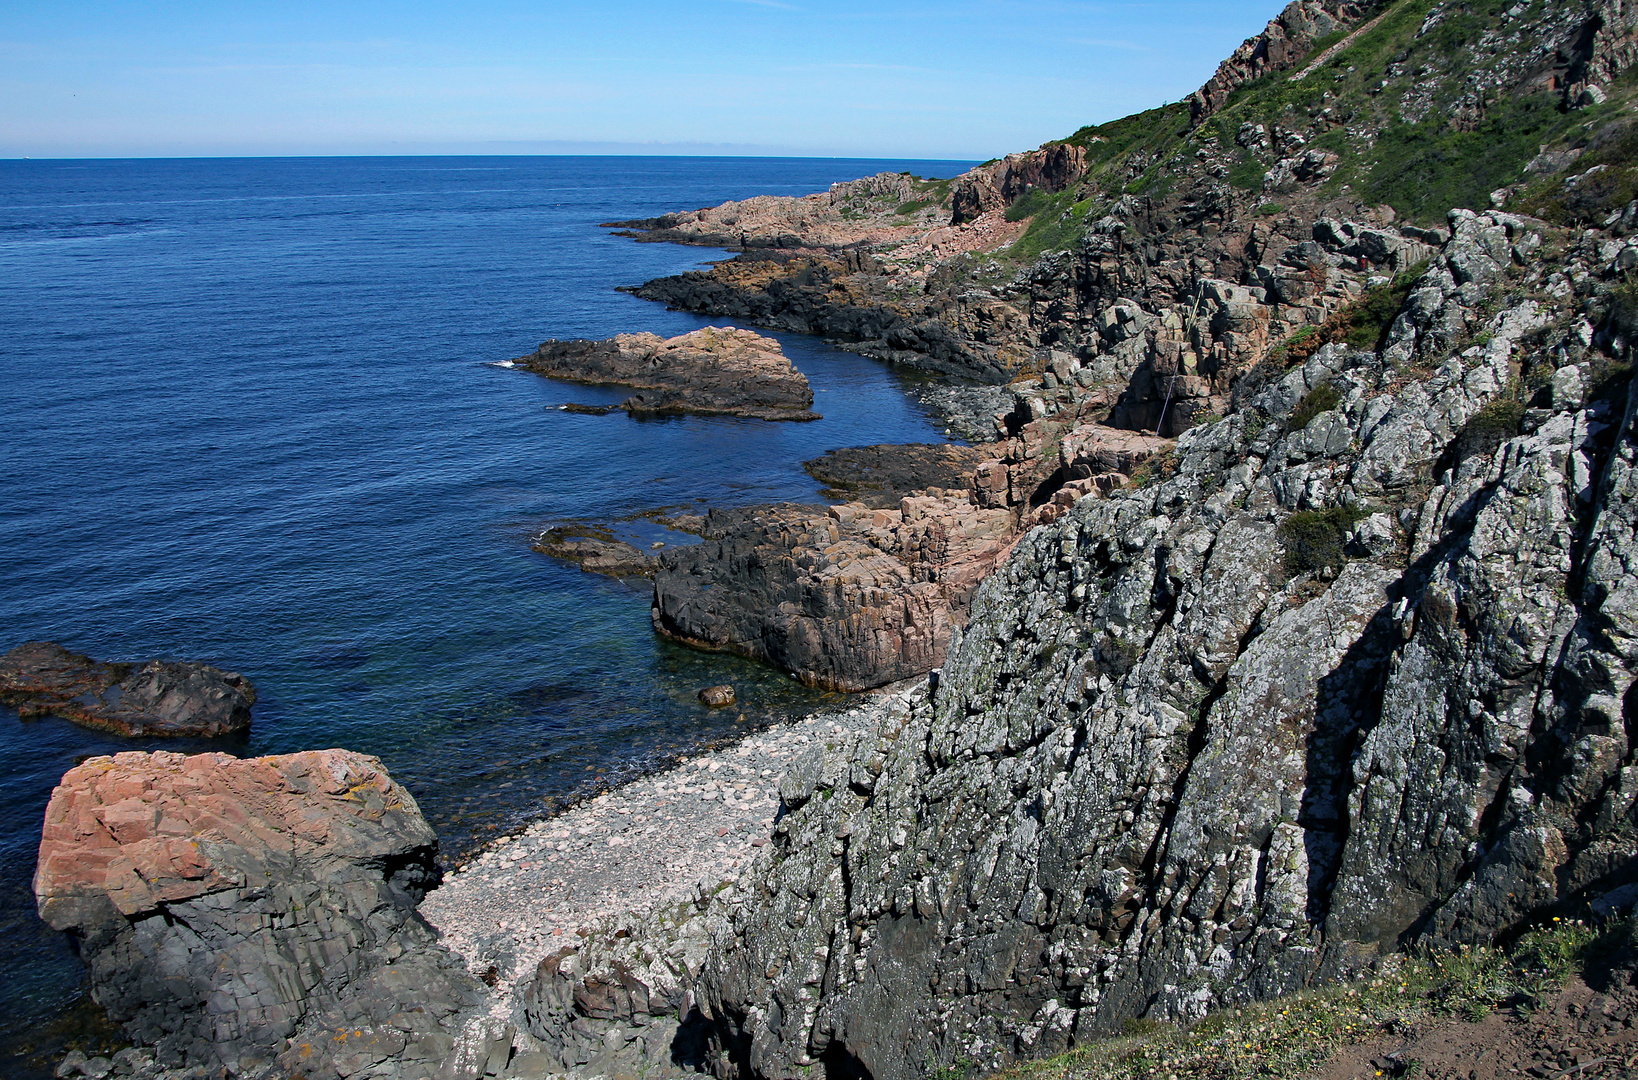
[518, 5, 1638, 1080]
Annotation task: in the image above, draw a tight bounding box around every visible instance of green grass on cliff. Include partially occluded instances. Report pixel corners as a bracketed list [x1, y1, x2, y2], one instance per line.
[1032, 0, 1638, 240]
[1008, 191, 1095, 262]
[982, 917, 1625, 1080]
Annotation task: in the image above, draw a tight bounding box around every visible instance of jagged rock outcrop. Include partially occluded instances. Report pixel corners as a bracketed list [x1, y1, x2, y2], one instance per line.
[664, 212, 1638, 1080]
[951, 145, 1089, 226]
[521, 896, 725, 1078]
[515, 327, 819, 421]
[1186, 1, 1385, 122]
[1, 641, 254, 737]
[524, 204, 1638, 1080]
[651, 494, 1018, 693]
[624, 0, 1638, 419]
[652, 412, 1170, 692]
[35, 749, 485, 1078]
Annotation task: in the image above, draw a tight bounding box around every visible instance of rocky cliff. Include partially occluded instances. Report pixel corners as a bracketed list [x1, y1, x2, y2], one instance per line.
[529, 200, 1638, 1080]
[626, 0, 1638, 405]
[518, 4, 1638, 1079]
[36, 3, 1638, 1078]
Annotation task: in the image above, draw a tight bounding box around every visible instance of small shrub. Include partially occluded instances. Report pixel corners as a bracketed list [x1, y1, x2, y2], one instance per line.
[1281, 262, 1430, 369]
[1288, 382, 1342, 430]
[1279, 505, 1368, 576]
[1452, 397, 1525, 463]
[1227, 152, 1267, 192]
[1256, 202, 1285, 215]
[1517, 121, 1638, 226]
[1005, 186, 1057, 223]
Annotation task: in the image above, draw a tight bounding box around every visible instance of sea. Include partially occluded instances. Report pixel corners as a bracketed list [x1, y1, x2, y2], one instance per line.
[0, 154, 975, 1070]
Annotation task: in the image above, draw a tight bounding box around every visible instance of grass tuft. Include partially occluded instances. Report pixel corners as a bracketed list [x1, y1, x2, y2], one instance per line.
[984, 917, 1621, 1080]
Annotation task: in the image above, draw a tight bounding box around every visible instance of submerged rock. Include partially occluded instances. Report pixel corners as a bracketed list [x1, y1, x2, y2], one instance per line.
[34, 748, 484, 1078]
[515, 326, 819, 421]
[804, 443, 997, 509]
[698, 684, 736, 707]
[0, 641, 254, 737]
[532, 526, 659, 578]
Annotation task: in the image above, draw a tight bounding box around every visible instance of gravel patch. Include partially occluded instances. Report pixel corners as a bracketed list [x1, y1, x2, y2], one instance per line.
[419, 688, 906, 1010]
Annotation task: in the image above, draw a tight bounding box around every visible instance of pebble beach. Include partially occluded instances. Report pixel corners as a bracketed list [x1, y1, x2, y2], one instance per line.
[419, 687, 905, 1010]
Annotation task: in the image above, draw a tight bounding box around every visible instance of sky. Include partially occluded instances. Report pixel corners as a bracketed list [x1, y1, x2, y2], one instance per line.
[1, 2, 1289, 160]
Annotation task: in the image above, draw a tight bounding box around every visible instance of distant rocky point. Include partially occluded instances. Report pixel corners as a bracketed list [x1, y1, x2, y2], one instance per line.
[0, 641, 254, 737]
[514, 326, 819, 421]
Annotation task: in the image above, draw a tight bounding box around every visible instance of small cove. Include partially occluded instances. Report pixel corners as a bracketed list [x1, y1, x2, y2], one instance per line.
[0, 154, 974, 1067]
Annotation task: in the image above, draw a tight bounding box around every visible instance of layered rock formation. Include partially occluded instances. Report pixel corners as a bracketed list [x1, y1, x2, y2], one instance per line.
[1, 641, 254, 737]
[35, 749, 485, 1078]
[650, 493, 1018, 693]
[515, 327, 818, 421]
[533, 199, 1638, 1080]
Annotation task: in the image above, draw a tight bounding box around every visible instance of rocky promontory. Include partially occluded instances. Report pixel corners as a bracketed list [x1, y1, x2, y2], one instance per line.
[1, 641, 254, 737]
[35, 748, 487, 1078]
[514, 326, 819, 421]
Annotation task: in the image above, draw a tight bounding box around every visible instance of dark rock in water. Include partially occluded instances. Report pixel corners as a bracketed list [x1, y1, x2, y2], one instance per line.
[532, 526, 659, 578]
[516, 326, 819, 421]
[698, 684, 735, 708]
[805, 443, 996, 509]
[34, 748, 484, 1077]
[652, 496, 1017, 692]
[0, 641, 254, 737]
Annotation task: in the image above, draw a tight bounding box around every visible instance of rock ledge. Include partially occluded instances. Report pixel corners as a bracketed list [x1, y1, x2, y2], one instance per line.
[0, 641, 254, 737]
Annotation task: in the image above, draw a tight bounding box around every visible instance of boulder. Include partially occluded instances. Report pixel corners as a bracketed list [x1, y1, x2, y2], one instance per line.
[0, 641, 254, 737]
[651, 494, 1017, 693]
[34, 749, 483, 1077]
[515, 326, 819, 421]
[698, 685, 736, 708]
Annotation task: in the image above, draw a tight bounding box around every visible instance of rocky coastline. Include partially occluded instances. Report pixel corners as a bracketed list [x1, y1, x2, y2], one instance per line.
[29, 1, 1638, 1078]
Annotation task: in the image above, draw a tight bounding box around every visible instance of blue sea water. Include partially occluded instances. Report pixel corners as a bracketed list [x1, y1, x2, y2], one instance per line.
[0, 154, 974, 1066]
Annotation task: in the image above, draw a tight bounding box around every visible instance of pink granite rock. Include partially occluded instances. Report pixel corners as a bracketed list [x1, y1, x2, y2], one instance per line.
[35, 748, 482, 1077]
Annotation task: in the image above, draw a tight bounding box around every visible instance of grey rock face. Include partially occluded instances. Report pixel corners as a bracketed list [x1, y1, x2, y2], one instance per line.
[602, 218, 1638, 1080]
[521, 897, 725, 1078]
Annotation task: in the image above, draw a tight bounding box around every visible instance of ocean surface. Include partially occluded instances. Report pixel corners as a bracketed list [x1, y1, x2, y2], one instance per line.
[0, 154, 975, 1068]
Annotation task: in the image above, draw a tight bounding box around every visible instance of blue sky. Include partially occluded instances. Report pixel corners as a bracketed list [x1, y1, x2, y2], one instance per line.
[2, 2, 1286, 160]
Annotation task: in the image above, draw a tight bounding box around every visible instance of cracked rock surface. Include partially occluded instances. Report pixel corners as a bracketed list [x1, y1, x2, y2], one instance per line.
[522, 208, 1638, 1080]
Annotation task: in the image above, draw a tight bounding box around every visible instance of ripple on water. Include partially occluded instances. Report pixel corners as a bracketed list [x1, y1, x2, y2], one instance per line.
[0, 153, 977, 1071]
